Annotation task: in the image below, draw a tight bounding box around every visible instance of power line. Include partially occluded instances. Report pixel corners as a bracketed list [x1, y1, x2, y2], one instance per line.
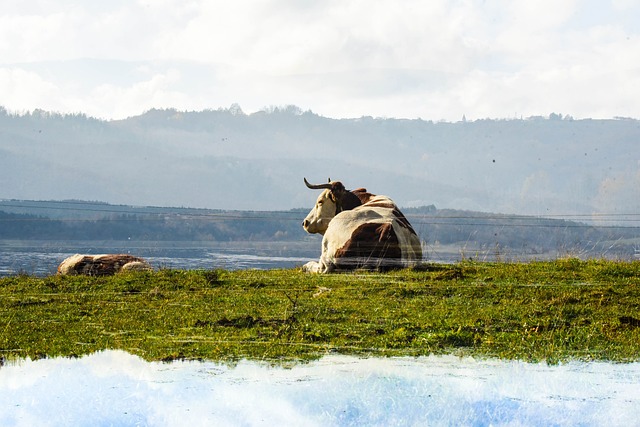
[1, 201, 639, 231]
[1, 215, 639, 228]
[2, 199, 639, 219]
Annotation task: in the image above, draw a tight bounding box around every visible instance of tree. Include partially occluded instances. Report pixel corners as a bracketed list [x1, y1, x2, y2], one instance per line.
[229, 103, 244, 116]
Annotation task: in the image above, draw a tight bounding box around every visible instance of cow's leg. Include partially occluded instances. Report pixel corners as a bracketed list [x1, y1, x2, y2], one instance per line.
[303, 258, 336, 273]
[302, 260, 322, 273]
[120, 261, 153, 272]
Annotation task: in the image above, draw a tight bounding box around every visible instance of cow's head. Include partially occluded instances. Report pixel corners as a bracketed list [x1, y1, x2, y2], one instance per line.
[302, 178, 362, 235]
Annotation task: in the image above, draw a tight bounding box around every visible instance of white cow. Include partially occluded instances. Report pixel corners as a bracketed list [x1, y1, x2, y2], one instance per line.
[302, 178, 422, 273]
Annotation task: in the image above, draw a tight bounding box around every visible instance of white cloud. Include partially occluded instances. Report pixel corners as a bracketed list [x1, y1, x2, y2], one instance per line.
[87, 70, 192, 118]
[0, 67, 63, 112]
[612, 0, 639, 11]
[0, 1, 639, 120]
[0, 12, 71, 62]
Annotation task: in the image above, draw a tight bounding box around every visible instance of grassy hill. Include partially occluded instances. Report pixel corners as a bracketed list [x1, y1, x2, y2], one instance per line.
[2, 260, 639, 363]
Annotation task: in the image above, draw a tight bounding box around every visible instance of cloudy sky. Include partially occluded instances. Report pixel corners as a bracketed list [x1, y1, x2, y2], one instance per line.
[2, 351, 640, 425]
[1, 0, 639, 121]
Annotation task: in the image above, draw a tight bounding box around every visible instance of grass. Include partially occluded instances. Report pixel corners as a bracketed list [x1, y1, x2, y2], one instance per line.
[1, 259, 639, 364]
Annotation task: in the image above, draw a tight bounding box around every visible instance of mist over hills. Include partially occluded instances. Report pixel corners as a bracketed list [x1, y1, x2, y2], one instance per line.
[1, 106, 638, 221]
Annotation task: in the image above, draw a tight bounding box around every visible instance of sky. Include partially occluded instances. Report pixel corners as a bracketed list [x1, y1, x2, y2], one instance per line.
[1, 0, 640, 121]
[2, 350, 640, 425]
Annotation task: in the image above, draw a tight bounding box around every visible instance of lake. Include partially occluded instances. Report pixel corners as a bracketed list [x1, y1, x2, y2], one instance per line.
[4, 236, 638, 277]
[0, 238, 601, 277]
[1, 351, 639, 426]
[0, 240, 320, 276]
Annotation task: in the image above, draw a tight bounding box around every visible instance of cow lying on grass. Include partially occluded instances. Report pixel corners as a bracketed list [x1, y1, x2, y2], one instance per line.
[301, 178, 423, 273]
[57, 254, 152, 276]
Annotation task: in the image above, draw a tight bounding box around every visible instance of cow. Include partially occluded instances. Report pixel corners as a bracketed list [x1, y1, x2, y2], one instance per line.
[301, 178, 422, 273]
[57, 254, 152, 276]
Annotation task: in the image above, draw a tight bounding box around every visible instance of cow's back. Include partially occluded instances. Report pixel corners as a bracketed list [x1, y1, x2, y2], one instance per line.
[320, 195, 422, 271]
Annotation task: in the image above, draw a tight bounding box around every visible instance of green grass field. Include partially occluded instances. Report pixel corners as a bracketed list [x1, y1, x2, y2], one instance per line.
[1, 259, 639, 364]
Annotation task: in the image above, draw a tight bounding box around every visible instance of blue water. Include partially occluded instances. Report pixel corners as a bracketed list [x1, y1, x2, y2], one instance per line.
[0, 240, 318, 276]
[2, 351, 639, 426]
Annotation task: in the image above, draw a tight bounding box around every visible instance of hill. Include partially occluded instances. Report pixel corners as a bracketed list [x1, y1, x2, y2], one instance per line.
[1, 106, 639, 220]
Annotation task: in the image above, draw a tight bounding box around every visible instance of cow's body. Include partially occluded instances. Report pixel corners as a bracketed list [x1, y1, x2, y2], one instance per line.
[57, 254, 152, 276]
[302, 179, 422, 273]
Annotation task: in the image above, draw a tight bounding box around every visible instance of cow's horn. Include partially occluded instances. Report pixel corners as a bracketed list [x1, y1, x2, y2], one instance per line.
[304, 177, 332, 190]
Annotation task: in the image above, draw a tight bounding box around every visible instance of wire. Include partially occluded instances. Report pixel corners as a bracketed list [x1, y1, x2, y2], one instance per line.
[1, 201, 638, 218]
[2, 199, 638, 219]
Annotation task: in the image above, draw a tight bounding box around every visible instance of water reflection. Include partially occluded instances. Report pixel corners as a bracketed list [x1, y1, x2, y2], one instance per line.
[2, 351, 639, 426]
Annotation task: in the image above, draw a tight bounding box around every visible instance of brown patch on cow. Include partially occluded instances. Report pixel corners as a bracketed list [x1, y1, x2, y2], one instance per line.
[358, 196, 418, 236]
[352, 188, 375, 204]
[329, 181, 347, 201]
[59, 254, 151, 276]
[335, 222, 402, 270]
[392, 207, 418, 234]
[339, 189, 364, 212]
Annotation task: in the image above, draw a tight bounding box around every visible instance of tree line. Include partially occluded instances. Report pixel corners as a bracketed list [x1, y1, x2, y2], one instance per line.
[2, 204, 638, 259]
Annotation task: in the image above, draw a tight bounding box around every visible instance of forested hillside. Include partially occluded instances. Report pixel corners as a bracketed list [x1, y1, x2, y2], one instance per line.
[2, 200, 638, 261]
[1, 106, 638, 219]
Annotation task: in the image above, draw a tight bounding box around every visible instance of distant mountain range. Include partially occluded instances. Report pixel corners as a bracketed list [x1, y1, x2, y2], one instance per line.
[1, 106, 638, 223]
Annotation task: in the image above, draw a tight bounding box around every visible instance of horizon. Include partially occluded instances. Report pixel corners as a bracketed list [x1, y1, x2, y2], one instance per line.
[2, 197, 636, 227]
[3, 103, 639, 124]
